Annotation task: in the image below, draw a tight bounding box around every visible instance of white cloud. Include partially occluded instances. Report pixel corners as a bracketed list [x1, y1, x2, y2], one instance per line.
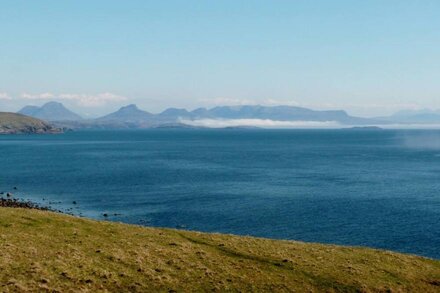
[179, 118, 341, 129]
[58, 93, 127, 107]
[0, 93, 12, 100]
[21, 92, 55, 100]
[20, 92, 127, 107]
[199, 97, 302, 108]
[199, 97, 258, 106]
[261, 99, 300, 106]
[180, 118, 440, 129]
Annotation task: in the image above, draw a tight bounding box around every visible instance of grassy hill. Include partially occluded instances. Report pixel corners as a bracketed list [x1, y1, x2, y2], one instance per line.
[0, 113, 61, 134]
[0, 207, 439, 292]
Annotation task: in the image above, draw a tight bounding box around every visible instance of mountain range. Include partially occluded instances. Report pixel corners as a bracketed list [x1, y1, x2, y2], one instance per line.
[22, 103, 378, 128]
[16, 101, 440, 129]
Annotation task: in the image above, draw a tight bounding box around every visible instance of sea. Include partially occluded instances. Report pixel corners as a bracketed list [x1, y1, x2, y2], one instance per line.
[1, 129, 439, 259]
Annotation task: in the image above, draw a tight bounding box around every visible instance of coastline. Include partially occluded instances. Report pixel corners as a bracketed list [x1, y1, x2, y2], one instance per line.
[0, 197, 52, 210]
[2, 195, 439, 261]
[0, 206, 439, 292]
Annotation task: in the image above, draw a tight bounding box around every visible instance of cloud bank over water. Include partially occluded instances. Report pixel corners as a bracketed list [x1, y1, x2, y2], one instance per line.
[180, 118, 341, 129]
[180, 119, 440, 129]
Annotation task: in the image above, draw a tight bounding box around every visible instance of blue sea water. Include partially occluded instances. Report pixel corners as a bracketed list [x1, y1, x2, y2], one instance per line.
[1, 129, 439, 259]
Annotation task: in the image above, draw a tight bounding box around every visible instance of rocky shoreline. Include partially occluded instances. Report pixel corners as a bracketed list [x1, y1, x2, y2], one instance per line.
[0, 112, 63, 134]
[0, 189, 59, 211]
[0, 191, 108, 219]
[0, 197, 52, 210]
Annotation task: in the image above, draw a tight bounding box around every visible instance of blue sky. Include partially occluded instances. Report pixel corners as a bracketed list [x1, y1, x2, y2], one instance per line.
[1, 0, 439, 117]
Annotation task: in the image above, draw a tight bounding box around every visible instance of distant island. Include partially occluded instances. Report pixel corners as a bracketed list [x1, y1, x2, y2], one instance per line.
[0, 113, 62, 134]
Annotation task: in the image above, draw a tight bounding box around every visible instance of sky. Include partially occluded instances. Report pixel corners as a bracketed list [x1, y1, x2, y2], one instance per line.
[1, 0, 439, 117]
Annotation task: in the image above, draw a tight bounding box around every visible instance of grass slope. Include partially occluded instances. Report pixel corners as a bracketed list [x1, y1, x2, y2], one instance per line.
[0, 113, 61, 134]
[0, 207, 439, 292]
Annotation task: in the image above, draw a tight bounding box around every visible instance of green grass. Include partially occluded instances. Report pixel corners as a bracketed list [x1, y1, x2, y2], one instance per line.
[0, 207, 439, 292]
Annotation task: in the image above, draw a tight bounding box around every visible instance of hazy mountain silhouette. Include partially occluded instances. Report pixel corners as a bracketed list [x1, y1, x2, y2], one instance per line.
[379, 109, 440, 124]
[17, 102, 392, 128]
[158, 108, 192, 119]
[190, 105, 363, 123]
[18, 102, 82, 121]
[96, 104, 154, 123]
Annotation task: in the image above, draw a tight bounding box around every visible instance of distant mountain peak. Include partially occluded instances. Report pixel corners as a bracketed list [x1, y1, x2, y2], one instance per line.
[18, 105, 40, 116]
[43, 101, 63, 106]
[159, 108, 190, 116]
[121, 104, 139, 110]
[18, 101, 82, 122]
[97, 104, 152, 123]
